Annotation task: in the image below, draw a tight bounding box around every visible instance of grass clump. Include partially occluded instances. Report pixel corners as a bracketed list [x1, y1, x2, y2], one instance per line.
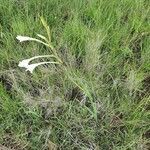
[0, 0, 150, 149]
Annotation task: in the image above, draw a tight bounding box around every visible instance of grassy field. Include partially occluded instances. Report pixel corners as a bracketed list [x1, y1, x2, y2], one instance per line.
[0, 0, 150, 149]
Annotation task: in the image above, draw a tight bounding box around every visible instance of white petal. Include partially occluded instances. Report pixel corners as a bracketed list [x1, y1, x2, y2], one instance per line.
[16, 35, 33, 42]
[25, 61, 60, 73]
[18, 59, 30, 68]
[25, 64, 38, 73]
[16, 35, 49, 47]
[18, 55, 57, 68]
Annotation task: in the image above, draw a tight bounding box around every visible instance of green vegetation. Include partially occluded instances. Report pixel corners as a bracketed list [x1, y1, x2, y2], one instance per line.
[0, 0, 149, 149]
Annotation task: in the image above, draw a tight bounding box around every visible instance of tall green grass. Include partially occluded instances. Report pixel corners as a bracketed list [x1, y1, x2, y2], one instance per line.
[0, 0, 149, 149]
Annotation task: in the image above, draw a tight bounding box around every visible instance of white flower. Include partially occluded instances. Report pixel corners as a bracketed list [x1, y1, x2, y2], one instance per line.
[25, 61, 60, 73]
[18, 59, 30, 68]
[18, 55, 56, 68]
[25, 63, 39, 73]
[16, 35, 33, 42]
[16, 35, 49, 47]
